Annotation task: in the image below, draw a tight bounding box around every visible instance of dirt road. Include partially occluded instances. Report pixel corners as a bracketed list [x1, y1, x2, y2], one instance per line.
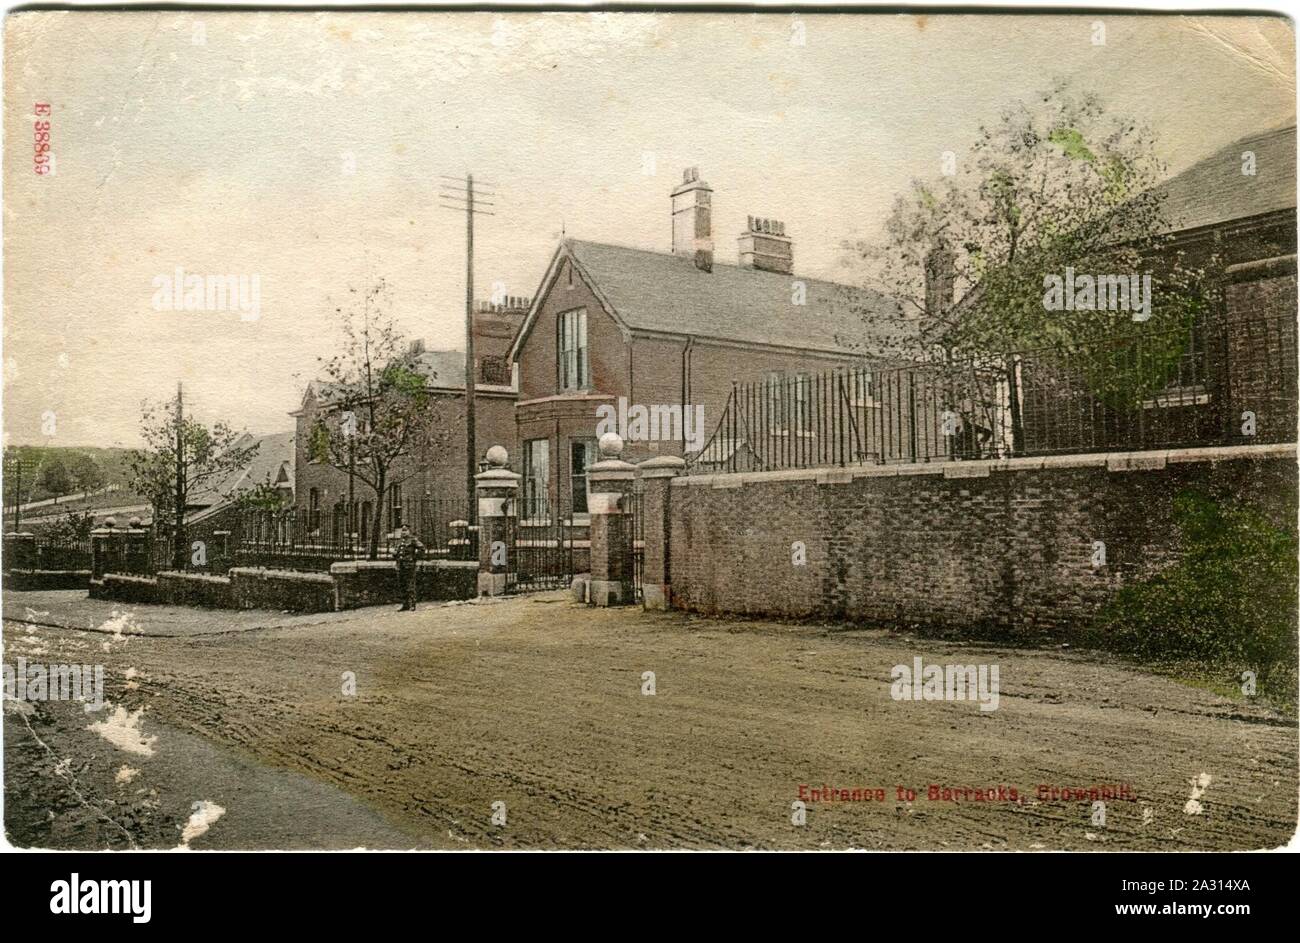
[4, 590, 1296, 849]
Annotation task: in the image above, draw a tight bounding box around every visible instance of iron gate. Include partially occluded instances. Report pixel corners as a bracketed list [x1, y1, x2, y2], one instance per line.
[506, 516, 575, 593]
[626, 488, 644, 603]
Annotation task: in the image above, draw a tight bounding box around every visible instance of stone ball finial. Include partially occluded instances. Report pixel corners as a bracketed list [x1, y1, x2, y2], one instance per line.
[104, 517, 117, 529]
[598, 432, 624, 458]
[486, 445, 509, 467]
[129, 516, 142, 528]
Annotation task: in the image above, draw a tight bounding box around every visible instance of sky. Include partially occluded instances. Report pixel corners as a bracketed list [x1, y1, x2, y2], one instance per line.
[3, 10, 1294, 448]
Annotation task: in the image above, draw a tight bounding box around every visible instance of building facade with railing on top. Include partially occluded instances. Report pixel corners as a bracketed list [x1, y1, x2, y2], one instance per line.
[690, 125, 1298, 475]
[508, 167, 911, 526]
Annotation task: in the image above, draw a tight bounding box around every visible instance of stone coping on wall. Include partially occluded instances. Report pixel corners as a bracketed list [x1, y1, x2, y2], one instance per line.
[157, 570, 234, 584]
[5, 568, 92, 577]
[673, 442, 1297, 489]
[228, 567, 334, 584]
[97, 574, 159, 587]
[329, 559, 478, 575]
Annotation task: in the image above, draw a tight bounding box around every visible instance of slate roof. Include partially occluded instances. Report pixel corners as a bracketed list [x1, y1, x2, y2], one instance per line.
[562, 239, 912, 359]
[1155, 124, 1296, 233]
[187, 431, 295, 510]
[305, 347, 509, 407]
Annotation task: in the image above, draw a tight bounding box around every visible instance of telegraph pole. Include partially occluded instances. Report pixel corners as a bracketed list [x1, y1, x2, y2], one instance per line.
[439, 174, 495, 525]
[173, 381, 187, 570]
[4, 457, 31, 531]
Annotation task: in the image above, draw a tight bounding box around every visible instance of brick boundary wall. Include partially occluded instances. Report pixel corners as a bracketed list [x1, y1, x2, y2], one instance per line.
[662, 444, 1297, 636]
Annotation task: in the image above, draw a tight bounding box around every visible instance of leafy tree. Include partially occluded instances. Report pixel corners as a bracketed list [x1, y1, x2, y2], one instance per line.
[127, 389, 258, 570]
[46, 509, 97, 542]
[847, 78, 1221, 451]
[307, 279, 445, 559]
[36, 455, 73, 501]
[68, 453, 106, 497]
[233, 478, 290, 513]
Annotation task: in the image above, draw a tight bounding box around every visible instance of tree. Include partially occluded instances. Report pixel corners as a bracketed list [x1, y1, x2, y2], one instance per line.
[855, 78, 1217, 353]
[36, 455, 73, 502]
[307, 279, 444, 560]
[848, 77, 1221, 451]
[233, 478, 290, 513]
[127, 387, 258, 570]
[68, 453, 105, 497]
[47, 509, 97, 542]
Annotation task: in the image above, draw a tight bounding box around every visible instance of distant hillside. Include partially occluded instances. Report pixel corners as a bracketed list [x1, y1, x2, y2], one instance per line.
[3, 445, 137, 508]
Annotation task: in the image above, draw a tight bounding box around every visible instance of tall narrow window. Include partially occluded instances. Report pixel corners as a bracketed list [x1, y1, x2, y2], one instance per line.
[795, 373, 810, 432]
[765, 372, 782, 431]
[570, 439, 597, 515]
[309, 488, 320, 531]
[558, 308, 589, 391]
[523, 438, 550, 521]
[389, 483, 402, 530]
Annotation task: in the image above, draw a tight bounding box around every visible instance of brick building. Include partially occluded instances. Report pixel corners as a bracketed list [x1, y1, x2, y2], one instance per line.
[291, 300, 526, 542]
[1013, 124, 1297, 455]
[507, 167, 911, 521]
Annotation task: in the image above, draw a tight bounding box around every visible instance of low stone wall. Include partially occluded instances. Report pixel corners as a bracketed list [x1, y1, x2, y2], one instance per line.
[229, 568, 335, 612]
[91, 573, 163, 605]
[663, 444, 1297, 637]
[3, 569, 91, 591]
[331, 559, 477, 610]
[87, 559, 477, 613]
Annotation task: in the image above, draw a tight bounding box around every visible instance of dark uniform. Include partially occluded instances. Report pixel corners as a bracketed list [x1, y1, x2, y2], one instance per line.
[394, 531, 425, 611]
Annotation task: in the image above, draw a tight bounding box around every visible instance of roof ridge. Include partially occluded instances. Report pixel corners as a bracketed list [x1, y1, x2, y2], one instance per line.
[567, 237, 872, 293]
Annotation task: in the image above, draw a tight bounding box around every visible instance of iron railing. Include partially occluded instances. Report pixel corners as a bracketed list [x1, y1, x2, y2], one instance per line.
[128, 496, 477, 576]
[32, 537, 93, 571]
[688, 314, 1296, 475]
[232, 496, 474, 570]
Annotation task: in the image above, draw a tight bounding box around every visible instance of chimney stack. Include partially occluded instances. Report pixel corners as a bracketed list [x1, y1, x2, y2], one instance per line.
[924, 238, 955, 318]
[737, 216, 793, 275]
[671, 166, 713, 273]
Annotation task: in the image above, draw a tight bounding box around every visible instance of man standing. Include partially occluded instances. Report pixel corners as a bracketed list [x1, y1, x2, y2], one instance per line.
[393, 524, 425, 611]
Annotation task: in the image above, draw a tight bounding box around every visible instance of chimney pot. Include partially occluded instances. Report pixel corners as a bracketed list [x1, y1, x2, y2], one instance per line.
[737, 213, 793, 274]
[671, 166, 713, 271]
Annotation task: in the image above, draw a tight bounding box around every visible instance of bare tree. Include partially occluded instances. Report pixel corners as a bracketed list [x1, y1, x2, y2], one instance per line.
[307, 279, 446, 560]
[127, 386, 258, 570]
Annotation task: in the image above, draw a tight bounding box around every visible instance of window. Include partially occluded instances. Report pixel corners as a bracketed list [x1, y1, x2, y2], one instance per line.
[389, 484, 402, 530]
[309, 488, 321, 532]
[844, 369, 878, 408]
[360, 501, 373, 542]
[480, 355, 510, 385]
[570, 439, 597, 515]
[558, 308, 589, 391]
[794, 373, 810, 432]
[764, 372, 783, 431]
[523, 438, 550, 521]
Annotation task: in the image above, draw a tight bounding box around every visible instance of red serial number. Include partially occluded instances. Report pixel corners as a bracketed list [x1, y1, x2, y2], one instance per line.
[34, 102, 51, 175]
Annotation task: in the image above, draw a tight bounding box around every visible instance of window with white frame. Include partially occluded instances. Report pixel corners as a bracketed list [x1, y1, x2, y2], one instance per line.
[558, 308, 589, 391]
[523, 438, 550, 521]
